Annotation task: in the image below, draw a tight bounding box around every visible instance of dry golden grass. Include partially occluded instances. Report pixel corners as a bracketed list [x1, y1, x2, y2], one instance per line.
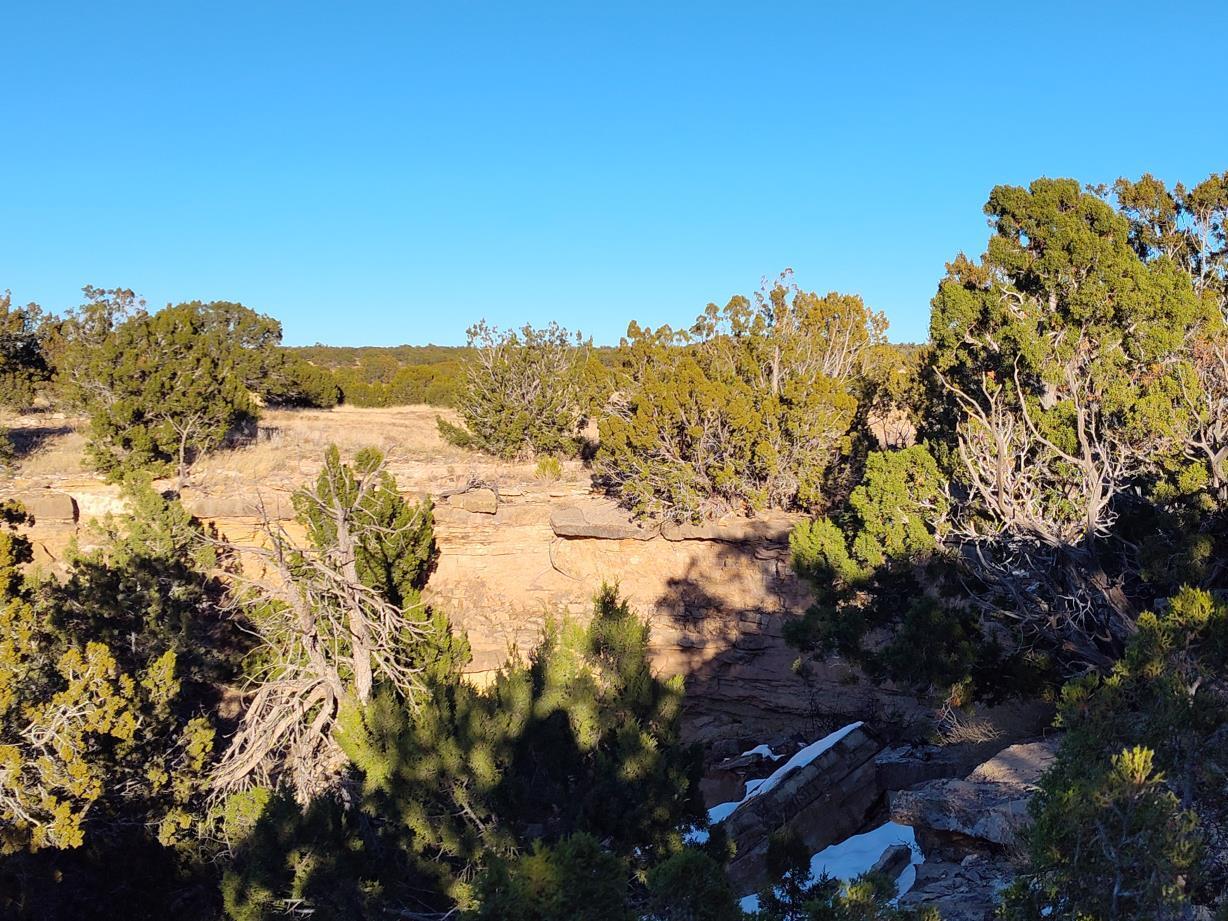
[193, 405, 491, 486]
[6, 404, 583, 496]
[4, 413, 90, 478]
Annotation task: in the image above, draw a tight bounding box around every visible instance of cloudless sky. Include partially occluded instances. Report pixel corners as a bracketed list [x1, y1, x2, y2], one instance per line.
[3, 1, 1227, 346]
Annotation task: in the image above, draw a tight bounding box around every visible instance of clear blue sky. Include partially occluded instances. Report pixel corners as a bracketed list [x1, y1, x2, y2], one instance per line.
[3, 2, 1226, 346]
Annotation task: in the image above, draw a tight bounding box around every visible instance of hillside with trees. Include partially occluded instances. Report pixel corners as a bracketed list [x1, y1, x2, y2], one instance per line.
[2, 172, 1227, 920]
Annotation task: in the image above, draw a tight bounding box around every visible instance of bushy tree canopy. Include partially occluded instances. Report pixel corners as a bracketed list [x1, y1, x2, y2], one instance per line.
[924, 178, 1220, 669]
[72, 302, 259, 483]
[440, 320, 590, 459]
[0, 292, 50, 410]
[1004, 587, 1228, 918]
[598, 273, 884, 520]
[224, 584, 705, 918]
[0, 486, 232, 920]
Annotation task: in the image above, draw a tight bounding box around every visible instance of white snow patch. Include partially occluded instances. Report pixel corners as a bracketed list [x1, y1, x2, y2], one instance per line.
[708, 800, 740, 824]
[682, 799, 740, 844]
[736, 822, 923, 911]
[740, 743, 784, 761]
[805, 821, 923, 896]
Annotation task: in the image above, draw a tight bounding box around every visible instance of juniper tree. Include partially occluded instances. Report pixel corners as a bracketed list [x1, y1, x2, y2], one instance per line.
[439, 320, 589, 459]
[73, 302, 257, 485]
[212, 446, 450, 798]
[1002, 584, 1228, 919]
[598, 272, 884, 520]
[784, 446, 1002, 693]
[0, 487, 230, 920]
[223, 585, 704, 918]
[467, 833, 633, 921]
[41, 285, 146, 410]
[0, 292, 51, 409]
[177, 300, 341, 407]
[926, 178, 1216, 669]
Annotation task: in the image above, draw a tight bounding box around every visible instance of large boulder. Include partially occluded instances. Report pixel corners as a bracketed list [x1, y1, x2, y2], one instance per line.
[659, 513, 798, 543]
[889, 738, 1058, 848]
[550, 500, 658, 540]
[446, 487, 498, 515]
[12, 489, 77, 524]
[723, 723, 882, 891]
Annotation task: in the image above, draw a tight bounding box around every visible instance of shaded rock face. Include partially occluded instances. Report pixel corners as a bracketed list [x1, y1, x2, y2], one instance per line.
[722, 725, 882, 892]
[701, 749, 783, 807]
[659, 514, 797, 543]
[899, 853, 1011, 921]
[889, 738, 1060, 921]
[870, 843, 913, 880]
[873, 702, 1055, 793]
[426, 493, 933, 747]
[889, 738, 1058, 848]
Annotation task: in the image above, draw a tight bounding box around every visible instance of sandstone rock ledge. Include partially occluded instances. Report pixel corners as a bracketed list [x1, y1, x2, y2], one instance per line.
[426, 491, 933, 747]
[4, 472, 935, 751]
[890, 738, 1059, 848]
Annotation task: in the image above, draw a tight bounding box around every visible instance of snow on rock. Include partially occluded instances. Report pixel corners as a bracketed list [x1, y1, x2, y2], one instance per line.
[683, 799, 740, 844]
[743, 721, 864, 804]
[740, 743, 784, 761]
[688, 722, 866, 844]
[736, 821, 923, 913]
[808, 822, 923, 896]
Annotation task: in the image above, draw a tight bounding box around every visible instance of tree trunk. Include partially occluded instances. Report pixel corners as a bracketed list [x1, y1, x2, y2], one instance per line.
[177, 427, 190, 491]
[334, 509, 374, 702]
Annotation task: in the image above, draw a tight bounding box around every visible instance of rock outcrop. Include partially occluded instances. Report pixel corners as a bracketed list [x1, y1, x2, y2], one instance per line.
[4, 470, 935, 752]
[899, 854, 1012, 921]
[889, 738, 1058, 848]
[549, 500, 658, 540]
[444, 487, 498, 514]
[12, 488, 77, 524]
[427, 491, 934, 747]
[889, 738, 1060, 920]
[722, 724, 882, 891]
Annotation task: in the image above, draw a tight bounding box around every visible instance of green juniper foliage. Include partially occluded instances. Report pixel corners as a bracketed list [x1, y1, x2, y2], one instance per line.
[440, 320, 590, 459]
[1003, 587, 1228, 919]
[7, 169, 1228, 920]
[784, 446, 1017, 693]
[0, 291, 51, 409]
[225, 584, 705, 918]
[598, 273, 884, 520]
[0, 488, 230, 920]
[72, 302, 260, 483]
[924, 178, 1219, 670]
